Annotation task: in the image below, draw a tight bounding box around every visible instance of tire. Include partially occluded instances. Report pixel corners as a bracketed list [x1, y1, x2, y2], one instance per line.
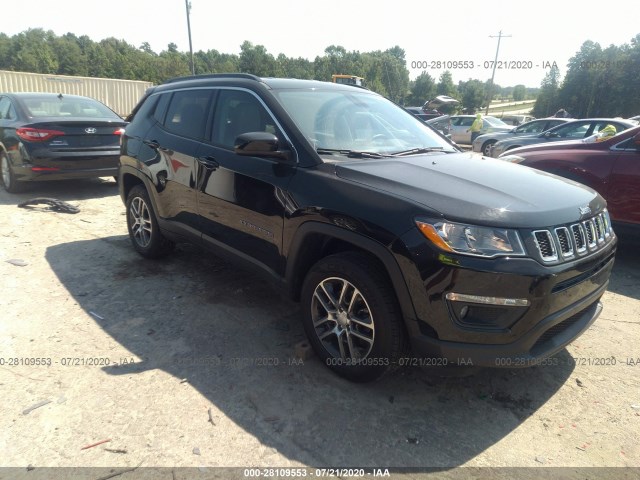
[1, 153, 24, 193]
[481, 140, 497, 157]
[125, 184, 174, 258]
[300, 251, 407, 382]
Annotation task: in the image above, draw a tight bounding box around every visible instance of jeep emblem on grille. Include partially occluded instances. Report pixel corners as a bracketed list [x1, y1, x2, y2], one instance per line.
[579, 206, 591, 217]
[84, 127, 97, 134]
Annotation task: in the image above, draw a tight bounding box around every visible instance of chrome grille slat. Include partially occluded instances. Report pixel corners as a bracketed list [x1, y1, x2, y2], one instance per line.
[532, 212, 614, 263]
[533, 230, 557, 262]
[571, 224, 587, 253]
[555, 227, 573, 258]
[583, 220, 596, 249]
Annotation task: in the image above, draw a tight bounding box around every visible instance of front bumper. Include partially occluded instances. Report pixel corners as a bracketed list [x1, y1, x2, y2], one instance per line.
[394, 228, 616, 367]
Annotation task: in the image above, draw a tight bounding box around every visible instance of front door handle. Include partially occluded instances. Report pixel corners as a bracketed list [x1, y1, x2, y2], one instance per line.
[197, 156, 219, 170]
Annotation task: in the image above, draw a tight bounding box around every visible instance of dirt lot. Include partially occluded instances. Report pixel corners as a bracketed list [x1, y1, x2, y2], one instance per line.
[1, 178, 639, 479]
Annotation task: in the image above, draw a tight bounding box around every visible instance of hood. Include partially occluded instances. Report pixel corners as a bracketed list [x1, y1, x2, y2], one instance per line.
[335, 152, 604, 229]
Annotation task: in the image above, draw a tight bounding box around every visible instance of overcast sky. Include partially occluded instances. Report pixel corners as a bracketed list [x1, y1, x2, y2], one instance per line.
[3, 0, 638, 87]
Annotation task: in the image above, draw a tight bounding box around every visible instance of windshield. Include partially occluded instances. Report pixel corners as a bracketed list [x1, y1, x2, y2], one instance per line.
[273, 89, 457, 156]
[484, 116, 509, 127]
[22, 96, 121, 119]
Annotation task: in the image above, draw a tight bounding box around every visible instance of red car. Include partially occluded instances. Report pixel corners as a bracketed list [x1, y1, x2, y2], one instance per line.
[499, 125, 640, 231]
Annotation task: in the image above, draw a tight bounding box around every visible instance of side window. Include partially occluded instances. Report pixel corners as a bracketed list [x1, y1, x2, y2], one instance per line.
[556, 123, 589, 138]
[460, 117, 475, 127]
[153, 93, 171, 124]
[162, 89, 212, 139]
[547, 120, 564, 130]
[616, 136, 640, 151]
[0, 97, 14, 120]
[518, 121, 544, 134]
[211, 90, 278, 149]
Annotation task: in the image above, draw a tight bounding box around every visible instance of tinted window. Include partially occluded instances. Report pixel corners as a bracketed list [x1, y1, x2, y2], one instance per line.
[153, 93, 171, 124]
[163, 89, 212, 139]
[211, 90, 278, 149]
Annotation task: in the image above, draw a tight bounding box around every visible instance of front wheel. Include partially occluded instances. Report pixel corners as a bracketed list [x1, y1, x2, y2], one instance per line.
[481, 140, 497, 157]
[300, 252, 407, 382]
[125, 185, 174, 258]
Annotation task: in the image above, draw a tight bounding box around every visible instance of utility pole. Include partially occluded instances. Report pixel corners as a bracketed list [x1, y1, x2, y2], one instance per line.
[185, 0, 195, 75]
[485, 30, 511, 115]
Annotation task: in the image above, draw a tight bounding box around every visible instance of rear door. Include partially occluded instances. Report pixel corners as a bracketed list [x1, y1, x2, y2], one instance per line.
[139, 88, 214, 236]
[195, 88, 296, 276]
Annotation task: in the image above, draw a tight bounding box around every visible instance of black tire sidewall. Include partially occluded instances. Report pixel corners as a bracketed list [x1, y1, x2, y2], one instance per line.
[301, 253, 405, 382]
[1, 153, 23, 193]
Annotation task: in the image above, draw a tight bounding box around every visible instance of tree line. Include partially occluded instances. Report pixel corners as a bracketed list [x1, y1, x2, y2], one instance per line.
[0, 29, 534, 111]
[2, 29, 637, 117]
[533, 34, 640, 118]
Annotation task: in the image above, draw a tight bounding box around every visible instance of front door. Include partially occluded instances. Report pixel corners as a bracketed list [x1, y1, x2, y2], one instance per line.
[196, 89, 295, 276]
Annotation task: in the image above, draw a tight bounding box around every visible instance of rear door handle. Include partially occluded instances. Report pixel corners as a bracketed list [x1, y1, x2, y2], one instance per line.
[143, 139, 170, 152]
[197, 156, 219, 170]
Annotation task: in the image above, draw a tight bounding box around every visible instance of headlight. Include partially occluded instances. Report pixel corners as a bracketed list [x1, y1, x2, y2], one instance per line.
[498, 154, 525, 163]
[416, 220, 526, 258]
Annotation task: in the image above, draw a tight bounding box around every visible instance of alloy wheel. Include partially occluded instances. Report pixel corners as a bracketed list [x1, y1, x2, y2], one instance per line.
[129, 196, 153, 248]
[310, 277, 375, 361]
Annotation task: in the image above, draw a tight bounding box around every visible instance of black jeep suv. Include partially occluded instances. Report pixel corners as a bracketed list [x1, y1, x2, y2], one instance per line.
[119, 74, 616, 382]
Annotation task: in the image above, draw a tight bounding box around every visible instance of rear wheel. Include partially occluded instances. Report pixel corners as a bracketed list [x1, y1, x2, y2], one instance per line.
[126, 185, 174, 258]
[301, 252, 407, 382]
[1, 153, 24, 193]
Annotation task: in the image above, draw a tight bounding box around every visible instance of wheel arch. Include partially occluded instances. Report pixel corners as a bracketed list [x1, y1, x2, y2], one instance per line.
[285, 222, 417, 323]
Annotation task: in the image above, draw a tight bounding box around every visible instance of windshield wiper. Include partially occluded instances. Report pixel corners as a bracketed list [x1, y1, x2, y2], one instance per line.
[390, 147, 454, 156]
[316, 148, 391, 159]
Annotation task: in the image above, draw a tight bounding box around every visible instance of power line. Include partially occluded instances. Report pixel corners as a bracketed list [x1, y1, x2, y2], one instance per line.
[185, 0, 195, 75]
[485, 30, 511, 115]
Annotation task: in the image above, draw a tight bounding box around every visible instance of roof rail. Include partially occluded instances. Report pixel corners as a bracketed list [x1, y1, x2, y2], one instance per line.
[163, 73, 262, 84]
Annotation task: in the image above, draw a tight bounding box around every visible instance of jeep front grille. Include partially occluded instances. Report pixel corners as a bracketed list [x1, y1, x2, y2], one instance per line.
[532, 211, 614, 263]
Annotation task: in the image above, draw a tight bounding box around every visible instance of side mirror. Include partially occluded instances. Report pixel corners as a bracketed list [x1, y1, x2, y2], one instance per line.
[234, 132, 294, 162]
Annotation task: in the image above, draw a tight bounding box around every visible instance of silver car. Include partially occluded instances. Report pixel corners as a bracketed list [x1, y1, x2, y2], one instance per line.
[472, 118, 571, 157]
[449, 115, 511, 144]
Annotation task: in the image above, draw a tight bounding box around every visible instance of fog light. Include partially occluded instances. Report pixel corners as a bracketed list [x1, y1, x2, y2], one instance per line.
[446, 292, 530, 306]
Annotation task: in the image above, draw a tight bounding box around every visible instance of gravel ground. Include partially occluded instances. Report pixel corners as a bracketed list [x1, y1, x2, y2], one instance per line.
[0, 178, 639, 480]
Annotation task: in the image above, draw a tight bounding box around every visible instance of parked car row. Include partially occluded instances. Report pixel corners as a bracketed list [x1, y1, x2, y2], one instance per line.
[472, 118, 572, 156]
[490, 118, 637, 158]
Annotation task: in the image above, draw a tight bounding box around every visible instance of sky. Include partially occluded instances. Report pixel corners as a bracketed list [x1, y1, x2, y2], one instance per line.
[2, 0, 639, 88]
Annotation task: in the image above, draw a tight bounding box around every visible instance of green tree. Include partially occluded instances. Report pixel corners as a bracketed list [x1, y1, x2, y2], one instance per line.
[512, 84, 526, 101]
[11, 29, 58, 73]
[405, 72, 436, 106]
[238, 41, 281, 77]
[459, 79, 485, 112]
[436, 71, 457, 97]
[532, 65, 561, 117]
